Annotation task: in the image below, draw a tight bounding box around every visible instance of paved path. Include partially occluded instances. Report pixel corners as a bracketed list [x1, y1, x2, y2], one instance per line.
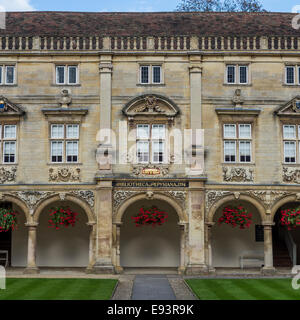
[131, 275, 177, 300]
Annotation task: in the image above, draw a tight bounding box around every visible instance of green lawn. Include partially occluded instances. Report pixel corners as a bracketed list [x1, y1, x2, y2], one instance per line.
[185, 279, 300, 300]
[0, 278, 117, 300]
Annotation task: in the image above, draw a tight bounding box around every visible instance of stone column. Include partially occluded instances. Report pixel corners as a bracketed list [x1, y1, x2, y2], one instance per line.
[178, 222, 188, 274]
[93, 181, 114, 274]
[205, 222, 216, 273]
[114, 222, 123, 274]
[24, 223, 39, 274]
[86, 222, 97, 273]
[97, 55, 113, 173]
[186, 181, 208, 275]
[189, 56, 202, 131]
[262, 222, 276, 274]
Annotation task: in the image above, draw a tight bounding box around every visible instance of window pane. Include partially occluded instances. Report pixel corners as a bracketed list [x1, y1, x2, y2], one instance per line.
[4, 125, 16, 139]
[3, 141, 15, 163]
[224, 141, 236, 162]
[239, 124, 251, 139]
[239, 141, 251, 162]
[56, 66, 65, 84]
[5, 66, 14, 84]
[152, 66, 161, 83]
[284, 141, 296, 163]
[51, 141, 63, 162]
[137, 124, 149, 139]
[137, 141, 149, 163]
[286, 66, 295, 84]
[239, 66, 248, 84]
[68, 66, 77, 84]
[66, 124, 79, 139]
[224, 124, 236, 138]
[283, 125, 296, 139]
[152, 141, 164, 163]
[66, 141, 78, 162]
[140, 66, 149, 83]
[227, 65, 235, 83]
[51, 124, 64, 139]
[152, 124, 165, 139]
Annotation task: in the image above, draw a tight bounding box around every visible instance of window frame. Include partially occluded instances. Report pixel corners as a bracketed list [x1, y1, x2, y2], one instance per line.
[225, 64, 249, 85]
[136, 123, 166, 164]
[55, 64, 79, 85]
[285, 65, 296, 85]
[282, 124, 300, 164]
[223, 123, 253, 164]
[0, 124, 18, 164]
[139, 64, 163, 85]
[0, 65, 16, 85]
[50, 123, 80, 163]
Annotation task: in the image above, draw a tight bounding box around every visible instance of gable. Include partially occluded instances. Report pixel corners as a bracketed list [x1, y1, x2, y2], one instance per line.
[0, 96, 25, 116]
[275, 96, 300, 117]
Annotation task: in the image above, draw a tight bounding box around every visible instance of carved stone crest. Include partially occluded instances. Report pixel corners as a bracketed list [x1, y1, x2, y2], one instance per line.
[0, 166, 17, 184]
[283, 167, 300, 184]
[58, 89, 72, 108]
[49, 167, 81, 182]
[232, 89, 244, 107]
[223, 167, 254, 182]
[134, 96, 165, 113]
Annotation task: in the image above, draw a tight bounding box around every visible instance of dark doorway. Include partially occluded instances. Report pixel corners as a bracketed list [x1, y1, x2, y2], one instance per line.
[0, 202, 13, 267]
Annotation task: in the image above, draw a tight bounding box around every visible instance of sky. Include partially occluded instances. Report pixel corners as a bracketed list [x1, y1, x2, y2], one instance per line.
[0, 0, 299, 13]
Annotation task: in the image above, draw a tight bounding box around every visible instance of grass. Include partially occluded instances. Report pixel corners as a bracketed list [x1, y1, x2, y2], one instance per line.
[185, 279, 300, 300]
[0, 278, 117, 300]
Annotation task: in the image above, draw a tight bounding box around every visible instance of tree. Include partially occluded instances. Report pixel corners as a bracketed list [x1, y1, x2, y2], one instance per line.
[176, 0, 266, 12]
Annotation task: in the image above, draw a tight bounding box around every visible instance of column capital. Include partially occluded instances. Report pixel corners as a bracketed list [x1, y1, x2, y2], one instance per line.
[99, 63, 113, 73]
[262, 222, 275, 227]
[189, 64, 202, 74]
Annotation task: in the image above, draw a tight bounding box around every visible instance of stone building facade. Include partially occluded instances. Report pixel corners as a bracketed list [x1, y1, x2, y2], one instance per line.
[0, 11, 299, 274]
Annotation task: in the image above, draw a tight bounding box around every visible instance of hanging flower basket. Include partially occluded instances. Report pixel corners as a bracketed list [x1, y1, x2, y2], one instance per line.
[48, 207, 79, 230]
[132, 206, 168, 227]
[0, 208, 18, 232]
[218, 206, 252, 229]
[280, 207, 300, 230]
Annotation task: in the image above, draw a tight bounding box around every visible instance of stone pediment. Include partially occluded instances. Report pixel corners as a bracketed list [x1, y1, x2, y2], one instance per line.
[0, 96, 25, 116]
[122, 94, 180, 121]
[275, 96, 300, 116]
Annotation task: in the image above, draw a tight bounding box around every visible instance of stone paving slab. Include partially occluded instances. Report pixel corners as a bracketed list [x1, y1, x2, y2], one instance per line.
[112, 275, 135, 300]
[167, 277, 197, 300]
[131, 275, 176, 300]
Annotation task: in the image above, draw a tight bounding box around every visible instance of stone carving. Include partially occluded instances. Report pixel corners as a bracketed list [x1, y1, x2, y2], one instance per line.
[205, 190, 232, 211]
[113, 191, 139, 212]
[164, 191, 187, 208]
[232, 89, 244, 107]
[292, 99, 300, 113]
[134, 96, 165, 113]
[223, 167, 254, 182]
[132, 165, 169, 177]
[58, 89, 72, 108]
[283, 167, 300, 184]
[146, 191, 154, 200]
[233, 192, 240, 199]
[0, 166, 17, 184]
[70, 190, 95, 208]
[13, 191, 55, 210]
[59, 192, 67, 201]
[49, 167, 81, 182]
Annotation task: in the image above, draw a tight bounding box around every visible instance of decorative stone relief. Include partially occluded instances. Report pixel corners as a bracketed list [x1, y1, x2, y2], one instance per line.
[283, 167, 300, 184]
[132, 165, 169, 177]
[70, 190, 95, 208]
[205, 190, 232, 211]
[49, 167, 81, 182]
[222, 167, 254, 182]
[13, 191, 55, 211]
[58, 89, 72, 108]
[134, 96, 165, 113]
[164, 191, 187, 209]
[232, 88, 244, 107]
[113, 191, 139, 212]
[0, 166, 17, 184]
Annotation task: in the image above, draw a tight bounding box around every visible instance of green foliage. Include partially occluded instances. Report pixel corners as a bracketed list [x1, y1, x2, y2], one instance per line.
[176, 0, 266, 12]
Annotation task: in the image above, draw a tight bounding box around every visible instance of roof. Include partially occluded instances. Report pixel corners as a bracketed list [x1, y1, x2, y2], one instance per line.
[1, 11, 300, 37]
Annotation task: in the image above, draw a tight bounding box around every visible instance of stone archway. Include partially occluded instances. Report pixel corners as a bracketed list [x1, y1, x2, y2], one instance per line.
[28, 194, 96, 272]
[207, 194, 266, 269]
[113, 192, 188, 274]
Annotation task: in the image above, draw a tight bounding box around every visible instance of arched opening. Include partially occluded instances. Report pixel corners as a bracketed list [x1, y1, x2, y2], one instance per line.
[211, 200, 264, 268]
[36, 199, 90, 267]
[120, 199, 181, 269]
[0, 201, 28, 268]
[272, 201, 300, 268]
